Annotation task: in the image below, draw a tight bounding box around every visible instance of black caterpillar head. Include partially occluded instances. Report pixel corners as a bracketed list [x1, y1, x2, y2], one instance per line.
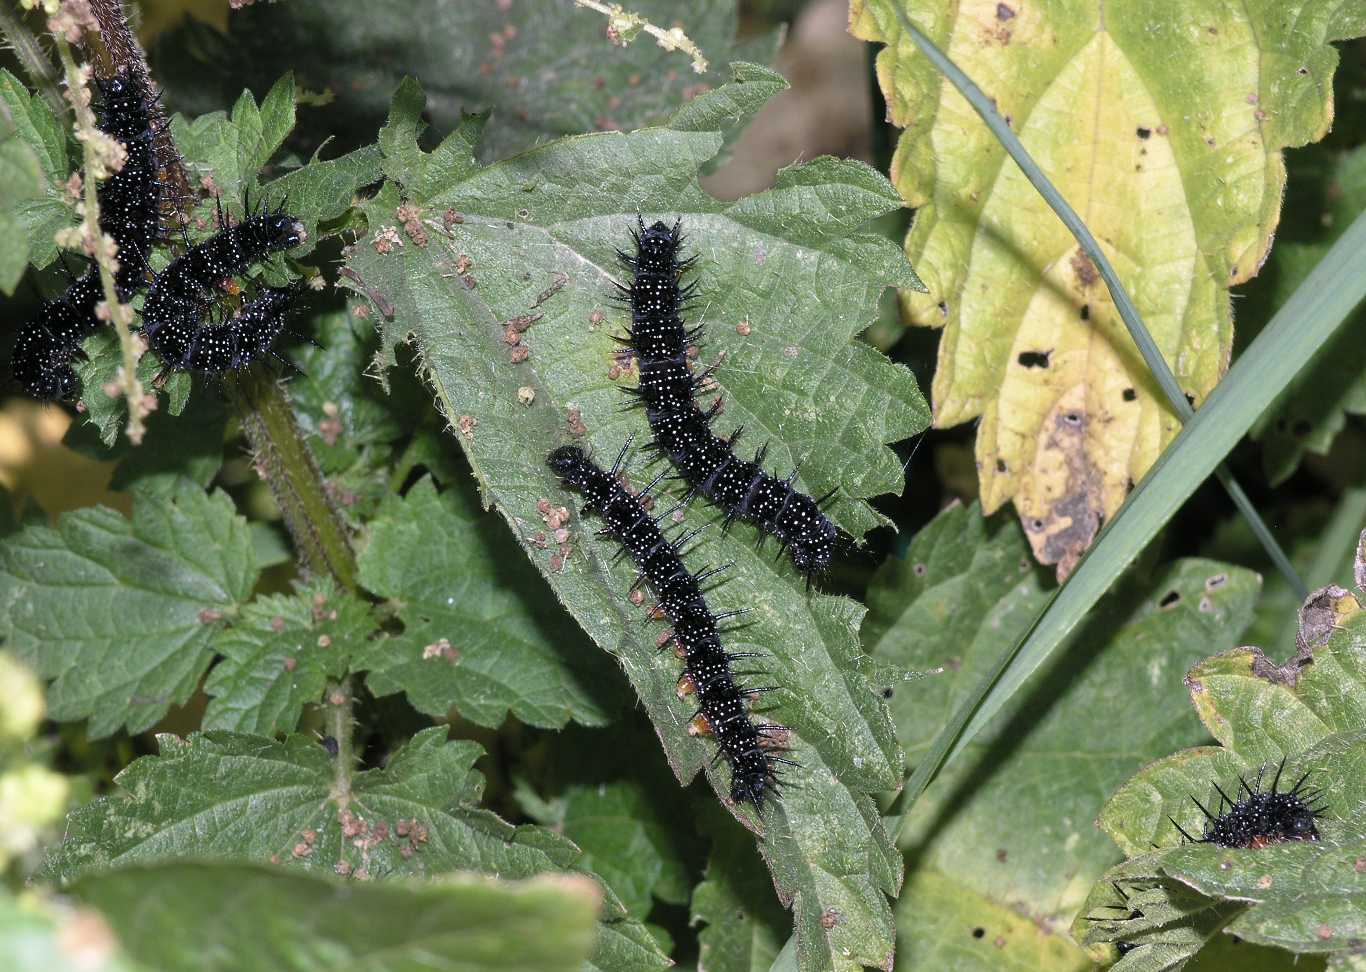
[632, 217, 683, 270]
[547, 445, 614, 509]
[247, 206, 306, 254]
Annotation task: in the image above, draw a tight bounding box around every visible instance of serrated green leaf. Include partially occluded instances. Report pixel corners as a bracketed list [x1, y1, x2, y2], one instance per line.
[0, 889, 145, 972]
[68, 861, 600, 972]
[691, 809, 788, 972]
[355, 476, 622, 729]
[237, 73, 296, 182]
[46, 727, 665, 972]
[347, 67, 922, 972]
[851, 0, 1366, 574]
[1083, 534, 1366, 963]
[62, 380, 227, 495]
[0, 480, 258, 737]
[0, 105, 45, 295]
[515, 727, 699, 918]
[0, 67, 75, 277]
[1251, 146, 1366, 484]
[0, 68, 67, 182]
[533, 781, 682, 919]
[864, 502, 1259, 971]
[289, 308, 410, 454]
[154, 0, 779, 164]
[203, 579, 375, 734]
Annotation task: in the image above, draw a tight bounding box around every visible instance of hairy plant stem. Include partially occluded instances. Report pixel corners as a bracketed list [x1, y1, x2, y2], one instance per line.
[52, 32, 147, 443]
[325, 676, 356, 810]
[231, 367, 359, 593]
[0, 5, 65, 118]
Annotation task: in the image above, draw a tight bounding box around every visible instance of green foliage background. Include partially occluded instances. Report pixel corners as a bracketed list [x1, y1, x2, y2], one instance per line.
[0, 2, 1363, 972]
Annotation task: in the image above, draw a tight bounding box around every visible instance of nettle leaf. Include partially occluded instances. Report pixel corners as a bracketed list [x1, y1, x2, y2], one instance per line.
[47, 727, 667, 972]
[68, 862, 600, 972]
[0, 480, 258, 737]
[63, 381, 228, 497]
[690, 808, 788, 972]
[343, 65, 924, 971]
[515, 726, 700, 919]
[1078, 532, 1366, 964]
[203, 579, 375, 734]
[525, 779, 686, 920]
[863, 501, 1259, 971]
[1251, 146, 1366, 484]
[155, 0, 778, 165]
[851, 0, 1366, 577]
[355, 475, 622, 729]
[0, 68, 73, 279]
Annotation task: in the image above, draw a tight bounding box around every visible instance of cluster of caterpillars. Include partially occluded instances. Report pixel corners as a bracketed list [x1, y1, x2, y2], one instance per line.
[10, 69, 304, 401]
[548, 218, 849, 811]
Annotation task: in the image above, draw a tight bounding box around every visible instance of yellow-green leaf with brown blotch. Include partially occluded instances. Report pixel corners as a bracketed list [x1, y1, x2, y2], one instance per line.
[849, 0, 1366, 578]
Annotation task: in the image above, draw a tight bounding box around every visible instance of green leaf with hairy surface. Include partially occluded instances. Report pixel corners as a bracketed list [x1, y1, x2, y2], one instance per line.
[0, 68, 72, 277]
[515, 726, 698, 918]
[345, 66, 923, 971]
[0, 480, 258, 737]
[166, 71, 382, 246]
[62, 383, 227, 497]
[526, 779, 685, 919]
[171, 73, 298, 205]
[203, 579, 375, 734]
[154, 0, 778, 165]
[851, 0, 1366, 576]
[288, 309, 413, 460]
[690, 809, 788, 972]
[355, 475, 622, 729]
[46, 727, 668, 972]
[1251, 146, 1366, 484]
[1080, 533, 1366, 963]
[863, 501, 1258, 971]
[0, 889, 144, 972]
[0, 83, 47, 295]
[68, 862, 600, 972]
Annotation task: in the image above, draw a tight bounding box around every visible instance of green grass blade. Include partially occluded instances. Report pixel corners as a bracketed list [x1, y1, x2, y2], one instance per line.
[897, 209, 1366, 833]
[888, 11, 1305, 598]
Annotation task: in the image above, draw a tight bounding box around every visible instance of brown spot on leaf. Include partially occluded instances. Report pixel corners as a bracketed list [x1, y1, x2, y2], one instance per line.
[1018, 387, 1103, 581]
[1069, 250, 1099, 289]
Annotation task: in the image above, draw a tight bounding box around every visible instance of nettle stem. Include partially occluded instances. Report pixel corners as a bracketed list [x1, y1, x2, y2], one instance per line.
[231, 367, 359, 593]
[325, 676, 356, 810]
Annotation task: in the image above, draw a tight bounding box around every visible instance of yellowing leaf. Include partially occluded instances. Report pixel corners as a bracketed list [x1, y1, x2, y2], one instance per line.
[850, 0, 1366, 577]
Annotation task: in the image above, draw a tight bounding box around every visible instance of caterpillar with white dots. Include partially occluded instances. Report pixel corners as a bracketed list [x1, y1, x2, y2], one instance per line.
[617, 217, 841, 579]
[1169, 759, 1323, 848]
[140, 198, 303, 373]
[12, 70, 168, 399]
[548, 440, 794, 809]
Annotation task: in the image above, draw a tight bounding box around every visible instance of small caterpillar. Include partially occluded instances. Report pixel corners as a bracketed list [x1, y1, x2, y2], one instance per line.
[547, 440, 794, 809]
[1169, 760, 1323, 848]
[617, 218, 841, 579]
[11, 70, 166, 400]
[140, 198, 304, 373]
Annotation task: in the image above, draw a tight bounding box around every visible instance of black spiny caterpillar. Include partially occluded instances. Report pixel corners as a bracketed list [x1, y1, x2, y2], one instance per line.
[617, 217, 841, 580]
[1169, 760, 1323, 848]
[548, 440, 794, 809]
[140, 198, 303, 373]
[12, 70, 166, 399]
